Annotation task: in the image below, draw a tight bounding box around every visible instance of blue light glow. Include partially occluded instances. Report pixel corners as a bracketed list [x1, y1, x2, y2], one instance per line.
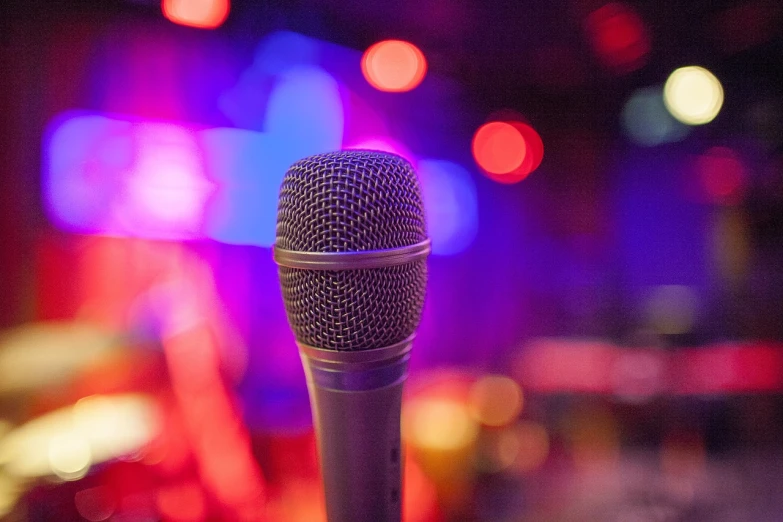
[418, 160, 478, 255]
[622, 86, 690, 147]
[207, 66, 344, 246]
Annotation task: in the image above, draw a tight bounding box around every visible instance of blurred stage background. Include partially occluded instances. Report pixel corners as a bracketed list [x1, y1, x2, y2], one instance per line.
[1, 0, 783, 520]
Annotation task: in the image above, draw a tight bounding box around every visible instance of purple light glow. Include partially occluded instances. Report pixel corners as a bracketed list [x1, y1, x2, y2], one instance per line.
[44, 114, 214, 240]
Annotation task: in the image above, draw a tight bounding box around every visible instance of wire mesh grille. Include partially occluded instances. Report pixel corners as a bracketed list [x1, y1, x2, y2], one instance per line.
[275, 150, 428, 350]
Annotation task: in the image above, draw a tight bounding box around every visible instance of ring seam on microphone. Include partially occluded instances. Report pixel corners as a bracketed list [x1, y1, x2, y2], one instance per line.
[273, 238, 431, 270]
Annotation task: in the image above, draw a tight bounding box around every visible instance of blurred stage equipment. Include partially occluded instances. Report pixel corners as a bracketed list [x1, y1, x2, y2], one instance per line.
[273, 150, 431, 522]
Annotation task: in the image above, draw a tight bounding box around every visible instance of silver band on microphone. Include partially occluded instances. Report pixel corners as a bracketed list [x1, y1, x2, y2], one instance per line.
[273, 238, 431, 270]
[298, 336, 414, 392]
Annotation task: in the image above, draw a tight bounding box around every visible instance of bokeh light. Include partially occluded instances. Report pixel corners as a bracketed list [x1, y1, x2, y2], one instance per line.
[467, 375, 523, 427]
[404, 398, 478, 451]
[402, 373, 479, 515]
[48, 432, 92, 481]
[696, 146, 746, 203]
[0, 394, 159, 480]
[713, 207, 750, 286]
[664, 66, 724, 125]
[362, 40, 427, 92]
[472, 122, 526, 175]
[74, 486, 116, 522]
[0, 322, 117, 395]
[584, 2, 651, 73]
[418, 159, 479, 255]
[644, 285, 699, 335]
[566, 405, 620, 471]
[476, 429, 522, 473]
[156, 481, 207, 522]
[162, 0, 230, 29]
[611, 350, 666, 403]
[513, 122, 545, 176]
[472, 118, 544, 183]
[402, 455, 441, 522]
[622, 86, 690, 146]
[343, 137, 416, 164]
[125, 124, 215, 236]
[208, 64, 344, 247]
[514, 421, 550, 473]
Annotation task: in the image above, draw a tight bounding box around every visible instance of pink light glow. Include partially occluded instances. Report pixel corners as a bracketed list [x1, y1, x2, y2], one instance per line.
[516, 339, 618, 393]
[516, 338, 783, 396]
[343, 137, 417, 165]
[121, 125, 214, 238]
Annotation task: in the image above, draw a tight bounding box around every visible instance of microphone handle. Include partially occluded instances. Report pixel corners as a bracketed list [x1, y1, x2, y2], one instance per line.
[299, 339, 413, 522]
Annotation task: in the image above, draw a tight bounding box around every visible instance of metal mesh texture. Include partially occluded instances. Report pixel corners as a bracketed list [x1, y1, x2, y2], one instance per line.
[275, 150, 428, 351]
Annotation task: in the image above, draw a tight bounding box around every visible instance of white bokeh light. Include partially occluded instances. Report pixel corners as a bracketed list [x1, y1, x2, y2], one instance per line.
[663, 66, 724, 125]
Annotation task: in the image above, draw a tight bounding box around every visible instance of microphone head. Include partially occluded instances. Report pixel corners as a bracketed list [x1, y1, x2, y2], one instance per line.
[275, 150, 428, 351]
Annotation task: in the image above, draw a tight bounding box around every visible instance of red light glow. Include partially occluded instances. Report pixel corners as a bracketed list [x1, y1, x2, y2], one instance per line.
[512, 122, 545, 178]
[156, 481, 206, 522]
[515, 339, 617, 393]
[472, 120, 544, 183]
[164, 321, 266, 511]
[362, 40, 427, 92]
[584, 2, 650, 74]
[162, 0, 230, 29]
[696, 146, 746, 203]
[674, 344, 783, 395]
[403, 454, 441, 522]
[472, 122, 526, 174]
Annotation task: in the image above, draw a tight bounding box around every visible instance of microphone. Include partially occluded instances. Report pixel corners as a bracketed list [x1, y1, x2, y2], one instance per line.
[273, 150, 430, 522]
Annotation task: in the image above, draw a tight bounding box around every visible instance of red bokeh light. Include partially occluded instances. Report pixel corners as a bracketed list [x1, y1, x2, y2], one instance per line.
[472, 120, 544, 184]
[696, 146, 746, 203]
[584, 2, 650, 74]
[472, 122, 526, 175]
[512, 122, 545, 177]
[362, 40, 427, 92]
[162, 0, 230, 29]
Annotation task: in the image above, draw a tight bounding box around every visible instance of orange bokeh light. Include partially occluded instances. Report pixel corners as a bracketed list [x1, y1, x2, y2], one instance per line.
[362, 40, 427, 92]
[472, 120, 544, 183]
[162, 0, 230, 29]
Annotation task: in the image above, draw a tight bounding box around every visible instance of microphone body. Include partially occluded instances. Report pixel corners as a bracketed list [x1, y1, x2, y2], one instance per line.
[300, 339, 410, 521]
[273, 150, 429, 522]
